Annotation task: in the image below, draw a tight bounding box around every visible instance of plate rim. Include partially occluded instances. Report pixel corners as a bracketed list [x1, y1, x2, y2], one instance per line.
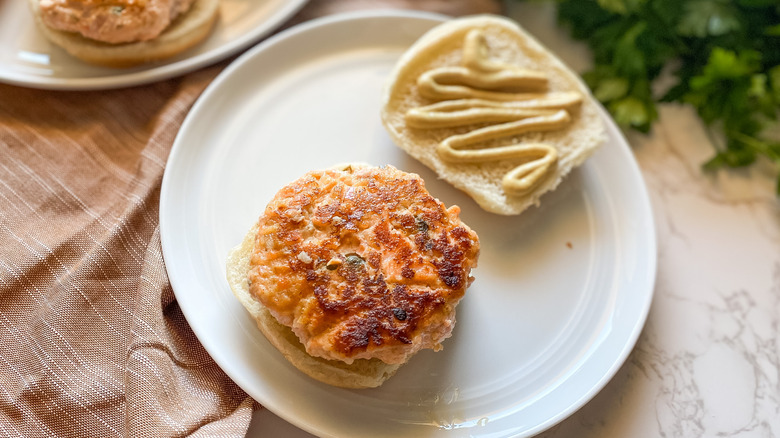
[0, 0, 308, 90]
[160, 9, 657, 437]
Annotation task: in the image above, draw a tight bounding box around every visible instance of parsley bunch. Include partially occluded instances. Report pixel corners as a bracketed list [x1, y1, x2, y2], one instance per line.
[554, 0, 780, 193]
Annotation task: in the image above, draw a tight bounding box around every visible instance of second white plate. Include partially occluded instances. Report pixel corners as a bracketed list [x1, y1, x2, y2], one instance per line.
[0, 0, 307, 90]
[160, 10, 656, 438]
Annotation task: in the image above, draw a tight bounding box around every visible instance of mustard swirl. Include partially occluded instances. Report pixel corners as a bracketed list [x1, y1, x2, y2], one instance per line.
[405, 95, 581, 128]
[435, 110, 570, 163]
[405, 28, 582, 196]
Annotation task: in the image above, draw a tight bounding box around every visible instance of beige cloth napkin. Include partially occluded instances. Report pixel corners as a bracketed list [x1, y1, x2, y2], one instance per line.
[0, 0, 500, 436]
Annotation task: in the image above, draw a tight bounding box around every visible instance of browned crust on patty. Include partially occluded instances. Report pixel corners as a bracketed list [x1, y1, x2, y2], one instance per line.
[247, 165, 479, 364]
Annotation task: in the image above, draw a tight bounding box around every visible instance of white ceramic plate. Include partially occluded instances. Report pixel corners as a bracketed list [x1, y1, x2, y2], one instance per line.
[160, 10, 657, 438]
[0, 0, 307, 90]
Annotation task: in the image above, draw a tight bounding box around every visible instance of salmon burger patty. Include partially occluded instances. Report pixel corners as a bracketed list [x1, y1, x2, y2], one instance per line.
[39, 0, 197, 44]
[28, 0, 219, 67]
[246, 165, 480, 365]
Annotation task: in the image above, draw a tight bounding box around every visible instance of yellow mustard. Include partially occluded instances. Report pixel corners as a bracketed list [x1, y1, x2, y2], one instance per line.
[405, 28, 582, 196]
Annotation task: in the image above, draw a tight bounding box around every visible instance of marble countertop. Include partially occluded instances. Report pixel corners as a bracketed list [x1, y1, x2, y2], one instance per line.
[250, 3, 780, 437]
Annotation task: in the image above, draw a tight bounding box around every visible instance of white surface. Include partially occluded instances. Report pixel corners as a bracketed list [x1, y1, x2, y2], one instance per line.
[505, 4, 780, 438]
[159, 10, 656, 438]
[0, 0, 307, 90]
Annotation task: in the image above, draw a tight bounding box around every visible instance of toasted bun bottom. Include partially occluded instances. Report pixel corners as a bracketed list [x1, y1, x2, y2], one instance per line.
[381, 15, 605, 215]
[28, 0, 219, 68]
[226, 222, 402, 389]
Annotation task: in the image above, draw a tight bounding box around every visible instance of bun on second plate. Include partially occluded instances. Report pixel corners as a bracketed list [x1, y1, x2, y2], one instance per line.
[28, 0, 219, 67]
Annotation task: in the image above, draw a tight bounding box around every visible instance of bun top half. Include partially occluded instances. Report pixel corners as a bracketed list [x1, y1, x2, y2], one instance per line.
[381, 15, 605, 215]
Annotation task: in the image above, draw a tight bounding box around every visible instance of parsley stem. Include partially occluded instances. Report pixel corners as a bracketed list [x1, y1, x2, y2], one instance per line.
[728, 131, 780, 164]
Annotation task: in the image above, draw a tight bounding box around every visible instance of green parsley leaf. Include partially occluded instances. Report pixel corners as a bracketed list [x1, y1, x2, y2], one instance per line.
[614, 22, 648, 76]
[597, 0, 648, 14]
[554, 0, 780, 195]
[609, 96, 657, 132]
[593, 76, 630, 102]
[768, 65, 780, 102]
[766, 24, 780, 36]
[677, 0, 742, 37]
